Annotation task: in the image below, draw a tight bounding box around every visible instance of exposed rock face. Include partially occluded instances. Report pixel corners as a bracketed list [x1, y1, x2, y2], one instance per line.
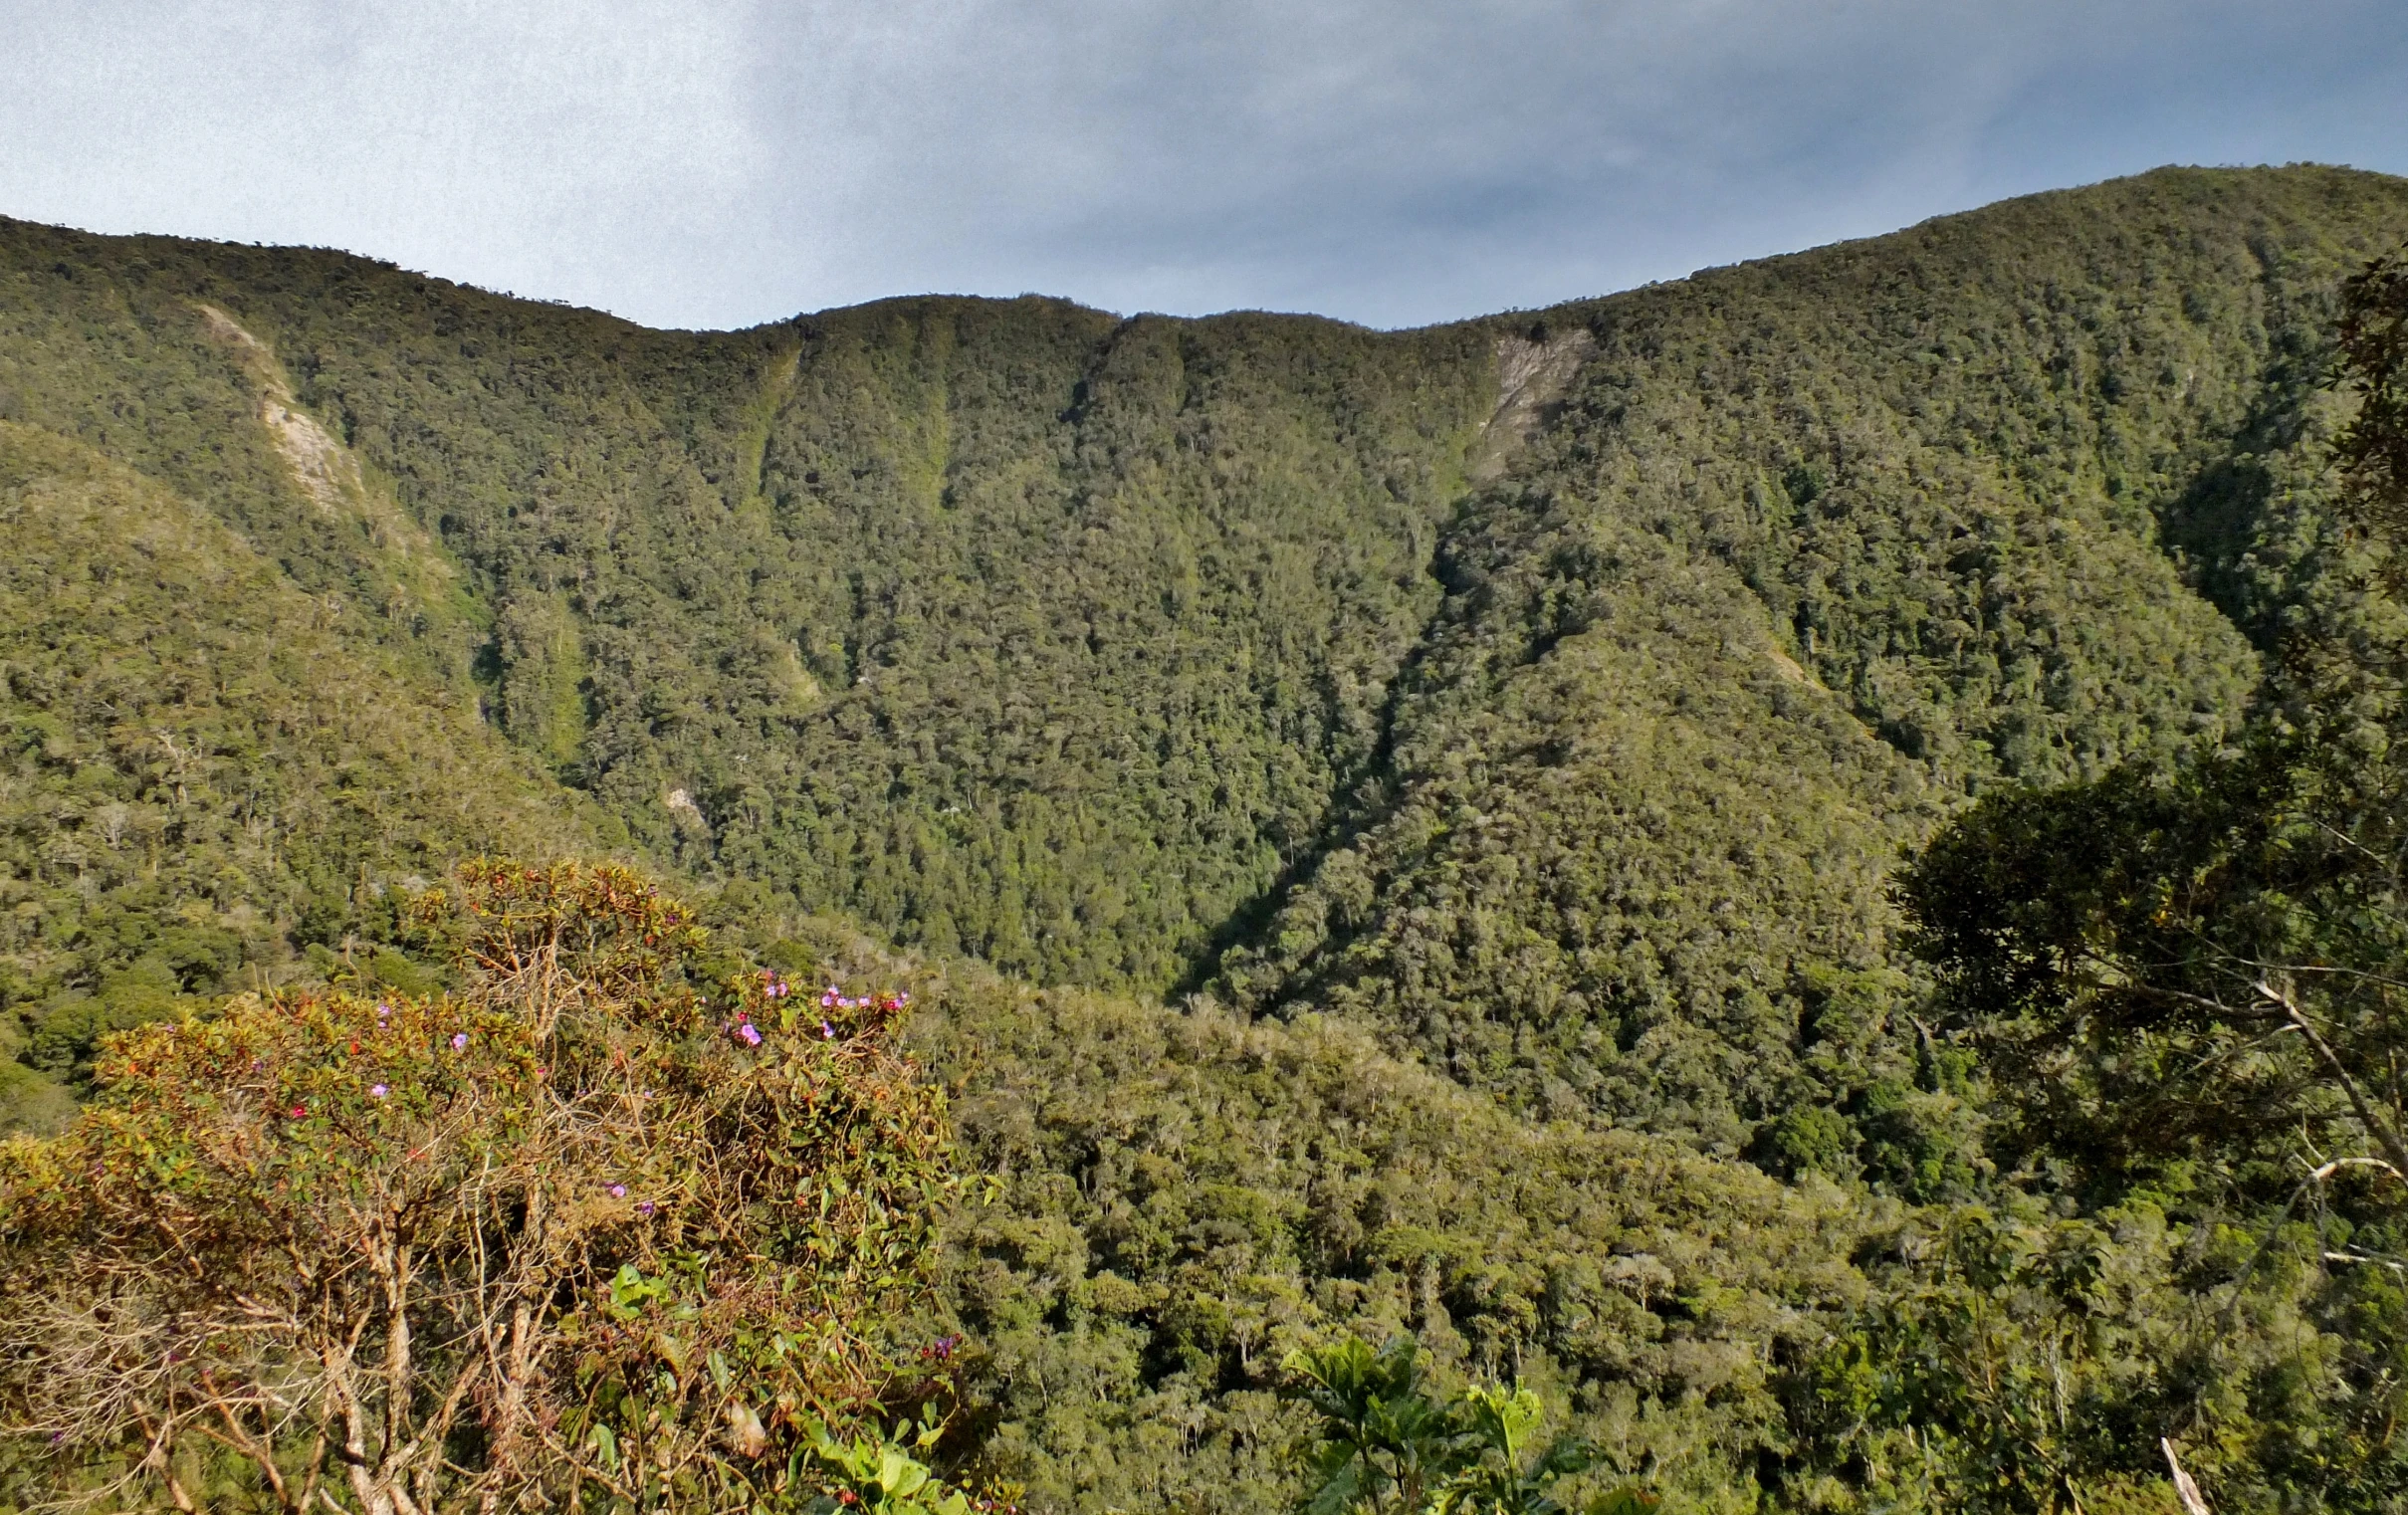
[1470, 326, 1594, 479]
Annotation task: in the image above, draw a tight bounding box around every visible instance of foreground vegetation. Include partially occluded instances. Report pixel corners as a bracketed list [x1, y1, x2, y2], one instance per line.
[2, 166, 2408, 1510]
[0, 862, 970, 1511]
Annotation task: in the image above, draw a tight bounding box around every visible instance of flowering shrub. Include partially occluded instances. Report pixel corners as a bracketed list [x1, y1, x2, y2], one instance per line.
[0, 861, 962, 1513]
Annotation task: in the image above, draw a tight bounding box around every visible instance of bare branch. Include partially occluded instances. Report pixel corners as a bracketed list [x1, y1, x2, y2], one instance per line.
[2257, 978, 2408, 1179]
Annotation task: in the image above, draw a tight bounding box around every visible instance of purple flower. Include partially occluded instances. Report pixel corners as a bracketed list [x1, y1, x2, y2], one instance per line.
[451, 1032, 469, 1051]
[739, 1023, 764, 1047]
[636, 1200, 656, 1217]
[608, 1184, 628, 1199]
[821, 1021, 836, 1039]
[376, 1002, 390, 1018]
[369, 1084, 389, 1099]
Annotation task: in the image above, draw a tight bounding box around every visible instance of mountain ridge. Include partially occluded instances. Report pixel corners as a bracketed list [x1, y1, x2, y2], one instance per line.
[7, 165, 2406, 1084]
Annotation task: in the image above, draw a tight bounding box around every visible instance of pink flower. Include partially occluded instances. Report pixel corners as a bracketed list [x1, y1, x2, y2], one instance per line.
[608, 1184, 628, 1199]
[368, 1084, 389, 1099]
[738, 1023, 764, 1047]
[289, 1105, 307, 1119]
[451, 1032, 469, 1051]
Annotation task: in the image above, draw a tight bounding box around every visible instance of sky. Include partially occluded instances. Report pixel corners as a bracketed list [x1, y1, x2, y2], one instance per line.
[4, 0, 2404, 332]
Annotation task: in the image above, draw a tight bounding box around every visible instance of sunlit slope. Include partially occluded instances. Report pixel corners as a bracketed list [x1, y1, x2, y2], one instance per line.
[1213, 165, 2408, 1140]
[0, 423, 595, 1126]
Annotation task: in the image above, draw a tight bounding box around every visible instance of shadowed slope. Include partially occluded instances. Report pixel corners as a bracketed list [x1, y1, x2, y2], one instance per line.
[1215, 165, 2408, 1140]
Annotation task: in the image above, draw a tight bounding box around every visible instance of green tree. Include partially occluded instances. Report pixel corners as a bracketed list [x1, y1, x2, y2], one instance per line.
[1435, 1386, 1616, 1515]
[1280, 1339, 1649, 1515]
[1812, 242, 2408, 1513]
[1899, 238, 2408, 1212]
[1285, 1338, 1466, 1515]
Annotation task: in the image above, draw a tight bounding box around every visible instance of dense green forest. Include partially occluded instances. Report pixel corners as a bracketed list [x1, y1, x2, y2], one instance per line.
[4, 164, 2408, 1512]
[0, 422, 595, 1112]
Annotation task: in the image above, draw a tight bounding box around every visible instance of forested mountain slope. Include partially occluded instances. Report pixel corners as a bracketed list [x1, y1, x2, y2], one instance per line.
[5, 163, 2408, 1512]
[6, 165, 2408, 1136]
[1215, 166, 2406, 1140]
[0, 422, 594, 1121]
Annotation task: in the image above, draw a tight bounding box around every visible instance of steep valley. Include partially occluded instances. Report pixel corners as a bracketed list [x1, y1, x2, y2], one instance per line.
[5, 163, 2408, 1511]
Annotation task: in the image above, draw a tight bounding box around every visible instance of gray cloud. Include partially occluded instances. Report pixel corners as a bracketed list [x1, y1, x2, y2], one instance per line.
[3, 0, 2403, 329]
